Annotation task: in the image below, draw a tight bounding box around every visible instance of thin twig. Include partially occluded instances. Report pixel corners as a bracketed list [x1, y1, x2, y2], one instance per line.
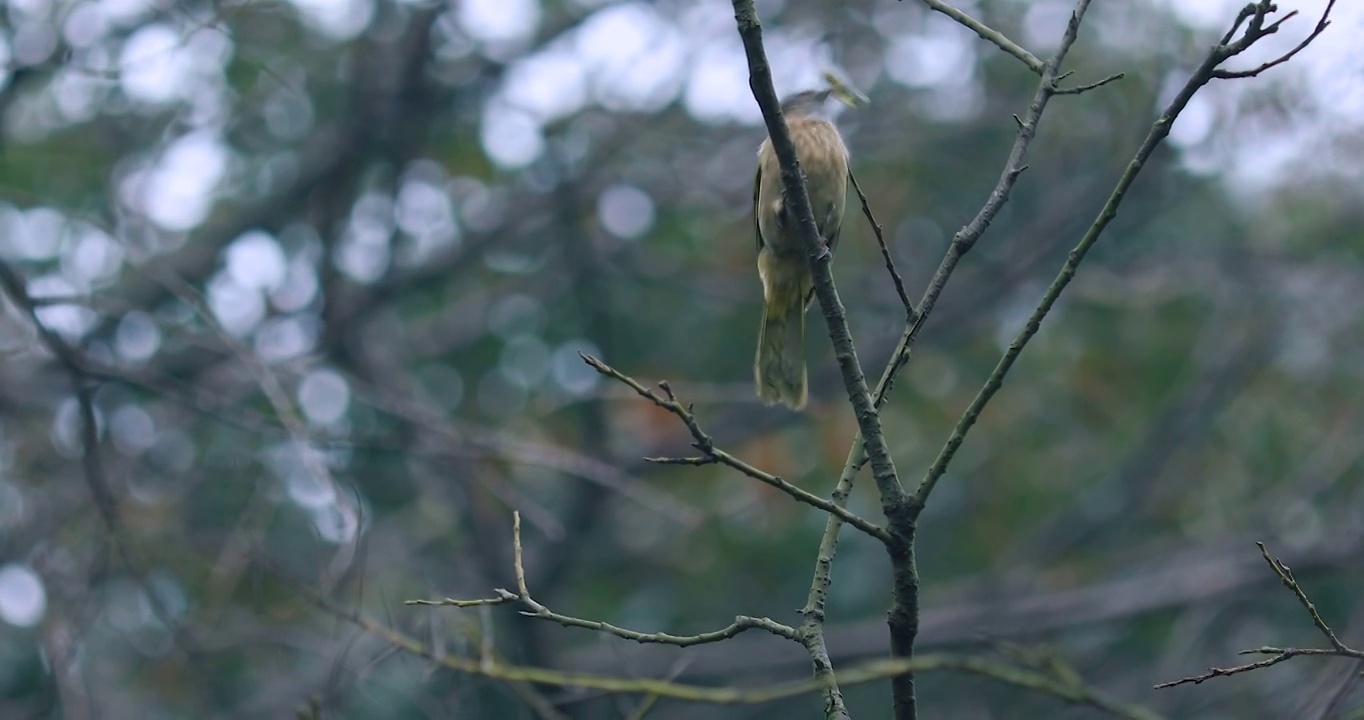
[734, 1, 925, 714]
[645, 455, 718, 466]
[850, 169, 914, 321]
[312, 552, 1167, 716]
[907, 0, 1044, 74]
[407, 596, 513, 609]
[581, 354, 890, 543]
[295, 544, 1164, 715]
[1257, 542, 1353, 653]
[1155, 543, 1363, 690]
[295, 568, 915, 702]
[1212, 0, 1334, 79]
[1155, 649, 1315, 689]
[518, 606, 801, 648]
[411, 512, 802, 648]
[796, 435, 870, 720]
[1055, 72, 1126, 95]
[1220, 3, 1258, 45]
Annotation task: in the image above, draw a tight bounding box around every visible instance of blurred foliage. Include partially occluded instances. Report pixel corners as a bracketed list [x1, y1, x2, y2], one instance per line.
[0, 0, 1361, 718]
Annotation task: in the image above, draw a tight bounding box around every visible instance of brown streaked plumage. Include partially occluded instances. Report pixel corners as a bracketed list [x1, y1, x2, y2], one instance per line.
[753, 90, 850, 410]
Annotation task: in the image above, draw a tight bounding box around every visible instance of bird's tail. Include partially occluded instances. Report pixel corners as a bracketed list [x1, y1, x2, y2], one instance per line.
[755, 276, 808, 410]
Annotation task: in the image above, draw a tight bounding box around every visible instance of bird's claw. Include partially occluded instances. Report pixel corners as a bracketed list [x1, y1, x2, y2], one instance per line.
[814, 238, 832, 261]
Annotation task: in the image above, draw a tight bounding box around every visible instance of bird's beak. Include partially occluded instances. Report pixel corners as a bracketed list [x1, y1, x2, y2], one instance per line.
[822, 71, 869, 108]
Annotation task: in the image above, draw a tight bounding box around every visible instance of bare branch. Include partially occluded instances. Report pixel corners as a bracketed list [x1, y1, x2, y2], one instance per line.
[1155, 648, 1316, 690]
[731, 5, 918, 712]
[310, 548, 1162, 715]
[786, 22, 1095, 708]
[1257, 542, 1354, 653]
[1156, 543, 1363, 690]
[412, 512, 802, 649]
[296, 565, 921, 703]
[1055, 72, 1126, 95]
[731, 0, 1120, 715]
[850, 169, 914, 322]
[407, 596, 513, 609]
[645, 455, 719, 467]
[912, 0, 1330, 509]
[732, 0, 905, 511]
[566, 528, 1364, 679]
[1219, 3, 1258, 45]
[1212, 0, 1335, 79]
[905, 0, 1044, 74]
[582, 354, 890, 543]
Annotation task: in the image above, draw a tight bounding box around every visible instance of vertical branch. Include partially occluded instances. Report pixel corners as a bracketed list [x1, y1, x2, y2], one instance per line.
[731, 2, 922, 715]
[810, 17, 1103, 622]
[729, 1, 906, 511]
[731, 0, 1116, 715]
[796, 446, 861, 720]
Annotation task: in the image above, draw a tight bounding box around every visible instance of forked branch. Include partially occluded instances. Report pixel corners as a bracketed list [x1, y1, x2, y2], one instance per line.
[1155, 543, 1363, 689]
[912, 0, 1338, 509]
[410, 512, 802, 647]
[581, 354, 890, 543]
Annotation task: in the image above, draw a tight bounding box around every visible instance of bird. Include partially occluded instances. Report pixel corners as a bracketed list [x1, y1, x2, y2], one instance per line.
[752, 88, 853, 410]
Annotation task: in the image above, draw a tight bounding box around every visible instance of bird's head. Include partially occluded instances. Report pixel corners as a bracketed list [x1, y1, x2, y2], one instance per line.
[780, 89, 836, 119]
[780, 75, 868, 119]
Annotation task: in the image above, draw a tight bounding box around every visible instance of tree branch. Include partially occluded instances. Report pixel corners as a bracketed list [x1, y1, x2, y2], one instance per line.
[850, 169, 914, 322]
[1257, 542, 1354, 654]
[905, 0, 1044, 74]
[564, 527, 1364, 679]
[1156, 542, 1363, 690]
[730, 3, 904, 516]
[1055, 71, 1126, 95]
[867, 5, 1095, 419]
[790, 3, 1096, 715]
[1212, 0, 1334, 79]
[581, 355, 889, 542]
[411, 512, 801, 649]
[911, 0, 1335, 509]
[316, 548, 1159, 716]
[732, 1, 917, 714]
[320, 580, 920, 703]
